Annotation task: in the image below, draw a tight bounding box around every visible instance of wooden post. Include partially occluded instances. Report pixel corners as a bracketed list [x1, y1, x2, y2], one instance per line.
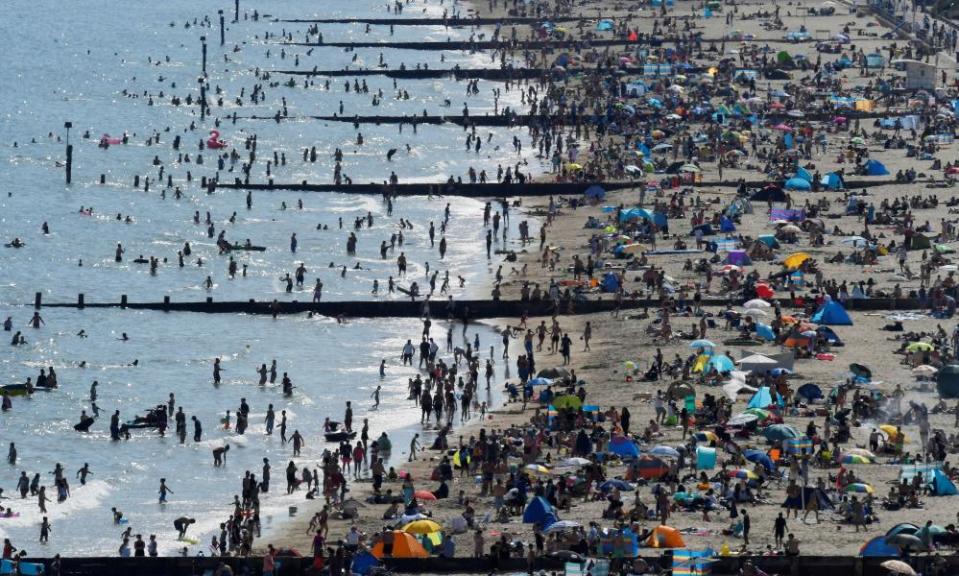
[206, 297, 214, 304]
[134, 175, 140, 188]
[163, 295, 171, 311]
[201, 36, 208, 75]
[219, 10, 225, 46]
[78, 294, 85, 309]
[65, 144, 73, 184]
[121, 295, 128, 309]
[200, 81, 207, 121]
[100, 174, 106, 184]
[64, 122, 73, 185]
[34, 292, 41, 310]
[234, 0, 239, 22]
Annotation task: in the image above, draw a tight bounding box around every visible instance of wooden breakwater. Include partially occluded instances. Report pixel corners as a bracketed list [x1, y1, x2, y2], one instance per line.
[31, 292, 927, 317]
[11, 553, 953, 576]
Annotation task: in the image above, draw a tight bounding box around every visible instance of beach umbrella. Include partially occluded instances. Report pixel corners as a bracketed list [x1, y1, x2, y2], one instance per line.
[680, 164, 701, 173]
[879, 424, 905, 442]
[599, 479, 634, 491]
[905, 341, 933, 352]
[773, 123, 793, 132]
[743, 449, 776, 471]
[912, 365, 938, 376]
[695, 430, 718, 444]
[783, 252, 811, 269]
[841, 236, 871, 247]
[635, 456, 669, 479]
[841, 454, 873, 464]
[743, 308, 769, 317]
[689, 339, 716, 349]
[744, 299, 771, 309]
[850, 136, 866, 145]
[709, 355, 735, 373]
[770, 367, 792, 377]
[880, 560, 917, 576]
[780, 224, 802, 234]
[846, 448, 877, 459]
[543, 520, 582, 533]
[557, 457, 591, 468]
[624, 165, 643, 174]
[652, 143, 673, 151]
[845, 482, 874, 494]
[720, 264, 741, 274]
[728, 468, 759, 480]
[525, 464, 551, 476]
[413, 490, 437, 501]
[763, 424, 800, 441]
[402, 520, 443, 535]
[727, 413, 759, 427]
[649, 445, 681, 459]
[744, 408, 772, 420]
[552, 395, 582, 410]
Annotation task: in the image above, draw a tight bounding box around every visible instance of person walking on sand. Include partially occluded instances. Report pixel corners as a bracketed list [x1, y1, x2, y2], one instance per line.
[774, 512, 787, 548]
[742, 509, 751, 545]
[581, 321, 592, 351]
[408, 434, 420, 462]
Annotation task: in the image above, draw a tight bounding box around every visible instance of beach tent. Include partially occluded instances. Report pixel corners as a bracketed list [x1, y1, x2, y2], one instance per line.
[725, 250, 751, 266]
[795, 167, 813, 183]
[865, 53, 886, 68]
[748, 386, 774, 408]
[672, 549, 714, 575]
[523, 496, 558, 525]
[750, 186, 787, 202]
[584, 185, 606, 200]
[776, 50, 796, 66]
[909, 233, 932, 250]
[645, 525, 686, 548]
[352, 552, 383, 575]
[859, 536, 900, 557]
[609, 436, 640, 458]
[601, 272, 621, 292]
[370, 532, 430, 559]
[797, 383, 823, 401]
[821, 172, 844, 190]
[811, 298, 853, 325]
[696, 446, 717, 470]
[784, 177, 811, 191]
[936, 364, 959, 398]
[930, 468, 958, 495]
[719, 216, 737, 232]
[763, 424, 800, 441]
[691, 223, 714, 237]
[816, 326, 843, 345]
[865, 159, 889, 176]
[634, 455, 669, 479]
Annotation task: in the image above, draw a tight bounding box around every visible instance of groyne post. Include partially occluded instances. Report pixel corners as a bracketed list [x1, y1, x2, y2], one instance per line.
[219, 10, 225, 46]
[34, 293, 41, 310]
[234, 0, 239, 22]
[78, 294, 84, 309]
[64, 122, 73, 185]
[201, 36, 208, 76]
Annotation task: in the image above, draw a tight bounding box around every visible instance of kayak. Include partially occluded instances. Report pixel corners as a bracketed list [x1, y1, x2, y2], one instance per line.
[227, 244, 266, 252]
[1, 384, 32, 397]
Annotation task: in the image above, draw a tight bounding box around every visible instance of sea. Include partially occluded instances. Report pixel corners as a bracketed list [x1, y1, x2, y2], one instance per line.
[0, 0, 542, 556]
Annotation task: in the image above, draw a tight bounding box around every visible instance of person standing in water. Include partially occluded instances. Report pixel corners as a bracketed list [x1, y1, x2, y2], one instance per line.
[371, 386, 381, 409]
[158, 478, 172, 503]
[76, 463, 91, 485]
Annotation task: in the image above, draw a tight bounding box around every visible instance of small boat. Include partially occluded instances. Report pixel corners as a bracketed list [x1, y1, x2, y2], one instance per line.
[325, 430, 357, 442]
[228, 244, 266, 252]
[1, 384, 32, 397]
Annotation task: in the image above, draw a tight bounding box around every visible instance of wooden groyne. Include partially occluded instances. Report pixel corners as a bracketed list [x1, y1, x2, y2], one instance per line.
[283, 37, 809, 50]
[212, 180, 638, 196]
[210, 178, 903, 195]
[31, 292, 927, 318]
[277, 16, 586, 25]
[272, 66, 657, 78]
[236, 110, 890, 126]
[8, 552, 954, 576]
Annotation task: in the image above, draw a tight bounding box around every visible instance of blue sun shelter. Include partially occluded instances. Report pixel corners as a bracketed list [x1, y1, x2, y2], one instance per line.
[865, 159, 889, 176]
[811, 298, 853, 325]
[523, 496, 558, 525]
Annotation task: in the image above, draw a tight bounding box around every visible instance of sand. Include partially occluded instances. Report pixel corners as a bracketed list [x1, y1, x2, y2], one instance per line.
[268, 0, 959, 561]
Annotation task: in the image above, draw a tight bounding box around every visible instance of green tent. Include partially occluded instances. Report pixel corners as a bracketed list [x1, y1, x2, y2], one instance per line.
[776, 51, 795, 67]
[909, 233, 932, 251]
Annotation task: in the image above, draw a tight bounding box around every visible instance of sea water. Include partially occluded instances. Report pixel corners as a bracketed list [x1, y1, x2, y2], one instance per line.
[0, 0, 540, 555]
